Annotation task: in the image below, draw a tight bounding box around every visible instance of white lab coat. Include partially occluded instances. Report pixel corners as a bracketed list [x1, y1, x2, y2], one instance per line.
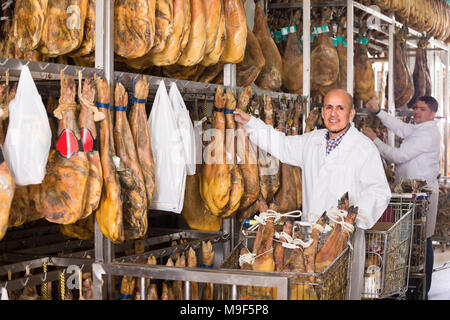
[373, 110, 441, 238]
[244, 117, 391, 299]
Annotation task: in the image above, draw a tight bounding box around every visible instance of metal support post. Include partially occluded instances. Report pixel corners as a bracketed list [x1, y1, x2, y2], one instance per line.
[94, 0, 115, 300]
[388, 14, 395, 147]
[445, 45, 449, 177]
[302, 0, 311, 134]
[223, 63, 237, 257]
[347, 0, 354, 96]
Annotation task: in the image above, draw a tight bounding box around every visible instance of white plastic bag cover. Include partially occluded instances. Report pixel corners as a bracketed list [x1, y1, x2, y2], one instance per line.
[3, 65, 52, 186]
[169, 82, 196, 175]
[148, 81, 186, 213]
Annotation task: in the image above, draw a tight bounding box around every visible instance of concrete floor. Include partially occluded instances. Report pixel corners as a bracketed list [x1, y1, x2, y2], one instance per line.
[428, 242, 450, 300]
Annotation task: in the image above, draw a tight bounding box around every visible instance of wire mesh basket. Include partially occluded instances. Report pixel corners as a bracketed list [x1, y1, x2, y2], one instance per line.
[219, 229, 352, 300]
[362, 196, 414, 299]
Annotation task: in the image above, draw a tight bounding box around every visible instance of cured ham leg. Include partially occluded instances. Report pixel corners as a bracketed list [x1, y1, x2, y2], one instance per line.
[272, 102, 298, 213]
[70, 0, 96, 57]
[128, 75, 155, 208]
[282, 16, 303, 94]
[114, 82, 147, 240]
[258, 95, 280, 205]
[94, 75, 124, 243]
[151, 0, 174, 54]
[114, 0, 156, 59]
[274, 220, 293, 271]
[290, 99, 302, 209]
[407, 37, 430, 108]
[187, 247, 199, 300]
[220, 90, 244, 218]
[311, 8, 339, 88]
[177, 0, 206, 66]
[200, 241, 215, 300]
[203, 0, 222, 55]
[78, 76, 103, 219]
[303, 212, 329, 274]
[39, 0, 89, 56]
[173, 253, 186, 300]
[40, 71, 89, 224]
[315, 203, 357, 273]
[199, 86, 231, 216]
[252, 214, 275, 299]
[220, 0, 247, 64]
[254, 0, 282, 91]
[201, 1, 226, 67]
[0, 81, 14, 237]
[236, 86, 260, 213]
[149, 0, 191, 66]
[354, 27, 375, 103]
[13, 0, 48, 51]
[0, 85, 14, 239]
[282, 229, 318, 300]
[161, 257, 176, 300]
[236, 27, 265, 87]
[146, 256, 159, 300]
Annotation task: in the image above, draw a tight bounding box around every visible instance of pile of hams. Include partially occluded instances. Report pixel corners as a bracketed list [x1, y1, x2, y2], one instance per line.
[239, 192, 357, 300]
[0, 0, 248, 82]
[0, 71, 155, 244]
[117, 240, 216, 300]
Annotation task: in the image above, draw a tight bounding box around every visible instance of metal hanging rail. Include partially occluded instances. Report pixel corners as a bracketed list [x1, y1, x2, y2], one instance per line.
[352, 1, 449, 52]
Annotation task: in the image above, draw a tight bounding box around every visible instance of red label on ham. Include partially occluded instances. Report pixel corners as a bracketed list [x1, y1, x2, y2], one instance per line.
[56, 129, 81, 159]
[80, 128, 94, 153]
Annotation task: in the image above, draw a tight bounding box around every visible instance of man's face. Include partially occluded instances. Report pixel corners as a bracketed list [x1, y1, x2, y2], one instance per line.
[322, 91, 355, 138]
[413, 100, 436, 124]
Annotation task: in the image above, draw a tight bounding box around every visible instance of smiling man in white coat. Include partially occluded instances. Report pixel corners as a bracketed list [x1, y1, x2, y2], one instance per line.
[234, 88, 391, 300]
[363, 95, 441, 299]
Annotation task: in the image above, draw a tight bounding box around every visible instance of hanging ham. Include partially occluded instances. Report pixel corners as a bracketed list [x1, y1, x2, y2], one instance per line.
[354, 27, 375, 103]
[310, 8, 339, 88]
[94, 75, 124, 243]
[39, 0, 89, 57]
[220, 0, 247, 64]
[199, 86, 231, 216]
[177, 0, 206, 66]
[181, 104, 221, 231]
[40, 71, 89, 224]
[235, 27, 265, 87]
[149, 0, 190, 66]
[0, 84, 14, 241]
[77, 75, 103, 219]
[128, 75, 155, 209]
[13, 0, 48, 51]
[407, 37, 431, 108]
[391, 25, 414, 107]
[204, 0, 222, 55]
[151, 0, 174, 54]
[114, 0, 156, 59]
[236, 86, 260, 213]
[271, 101, 299, 213]
[282, 23, 302, 94]
[201, 1, 226, 67]
[114, 82, 147, 240]
[253, 0, 282, 91]
[220, 89, 244, 218]
[70, 0, 96, 57]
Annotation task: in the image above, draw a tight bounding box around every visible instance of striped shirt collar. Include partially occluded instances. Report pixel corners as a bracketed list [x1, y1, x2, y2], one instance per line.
[325, 125, 350, 155]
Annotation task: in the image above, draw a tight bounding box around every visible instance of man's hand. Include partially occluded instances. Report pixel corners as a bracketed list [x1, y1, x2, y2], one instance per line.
[365, 96, 380, 113]
[362, 127, 377, 141]
[233, 108, 251, 124]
